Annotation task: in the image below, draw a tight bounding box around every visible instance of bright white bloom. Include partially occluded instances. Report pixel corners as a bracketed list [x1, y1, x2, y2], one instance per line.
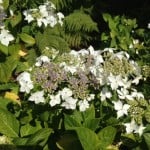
[113, 100, 130, 118]
[95, 55, 104, 66]
[124, 119, 138, 134]
[0, 0, 3, 4]
[37, 17, 45, 27]
[23, 2, 63, 28]
[100, 87, 112, 101]
[87, 94, 95, 101]
[132, 75, 142, 85]
[131, 89, 144, 100]
[0, 28, 14, 46]
[39, 5, 48, 17]
[108, 74, 123, 90]
[114, 51, 130, 60]
[103, 48, 115, 53]
[59, 88, 73, 100]
[61, 63, 77, 74]
[47, 15, 57, 27]
[124, 119, 145, 136]
[130, 60, 141, 76]
[16, 72, 33, 93]
[61, 97, 77, 110]
[148, 23, 150, 29]
[57, 12, 64, 26]
[134, 124, 146, 136]
[23, 10, 34, 23]
[35, 55, 50, 66]
[49, 93, 61, 107]
[78, 99, 89, 111]
[78, 49, 89, 56]
[117, 88, 133, 100]
[28, 91, 45, 104]
[9, 9, 14, 16]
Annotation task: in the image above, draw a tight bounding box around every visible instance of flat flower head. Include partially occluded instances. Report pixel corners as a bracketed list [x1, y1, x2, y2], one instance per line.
[0, 29, 14, 46]
[28, 91, 45, 104]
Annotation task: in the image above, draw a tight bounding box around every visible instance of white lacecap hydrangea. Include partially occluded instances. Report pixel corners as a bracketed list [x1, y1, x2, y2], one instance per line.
[23, 1, 64, 27]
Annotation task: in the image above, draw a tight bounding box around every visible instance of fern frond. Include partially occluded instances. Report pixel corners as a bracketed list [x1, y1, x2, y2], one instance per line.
[64, 10, 98, 32]
[62, 10, 98, 48]
[51, 0, 73, 11]
[35, 27, 70, 53]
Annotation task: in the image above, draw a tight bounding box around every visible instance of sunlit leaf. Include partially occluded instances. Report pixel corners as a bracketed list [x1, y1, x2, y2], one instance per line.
[75, 127, 100, 150]
[0, 107, 19, 137]
[4, 91, 20, 105]
[19, 33, 35, 45]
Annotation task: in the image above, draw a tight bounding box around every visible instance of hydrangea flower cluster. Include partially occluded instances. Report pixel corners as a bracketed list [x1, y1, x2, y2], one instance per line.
[23, 1, 64, 27]
[17, 46, 148, 135]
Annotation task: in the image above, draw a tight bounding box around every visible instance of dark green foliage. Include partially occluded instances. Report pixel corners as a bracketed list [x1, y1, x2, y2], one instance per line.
[35, 26, 70, 53]
[62, 10, 98, 48]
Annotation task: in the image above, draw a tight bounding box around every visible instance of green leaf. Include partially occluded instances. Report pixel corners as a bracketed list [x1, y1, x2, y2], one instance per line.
[0, 43, 8, 55]
[8, 44, 21, 56]
[0, 82, 18, 90]
[20, 123, 42, 137]
[0, 107, 19, 137]
[97, 126, 117, 148]
[26, 128, 53, 146]
[0, 56, 18, 83]
[35, 28, 70, 53]
[75, 127, 100, 150]
[82, 105, 95, 120]
[102, 13, 111, 22]
[0, 97, 12, 110]
[83, 118, 100, 131]
[143, 133, 150, 149]
[19, 33, 35, 45]
[10, 11, 22, 27]
[13, 137, 29, 145]
[2, 0, 9, 10]
[57, 132, 82, 150]
[64, 114, 81, 130]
